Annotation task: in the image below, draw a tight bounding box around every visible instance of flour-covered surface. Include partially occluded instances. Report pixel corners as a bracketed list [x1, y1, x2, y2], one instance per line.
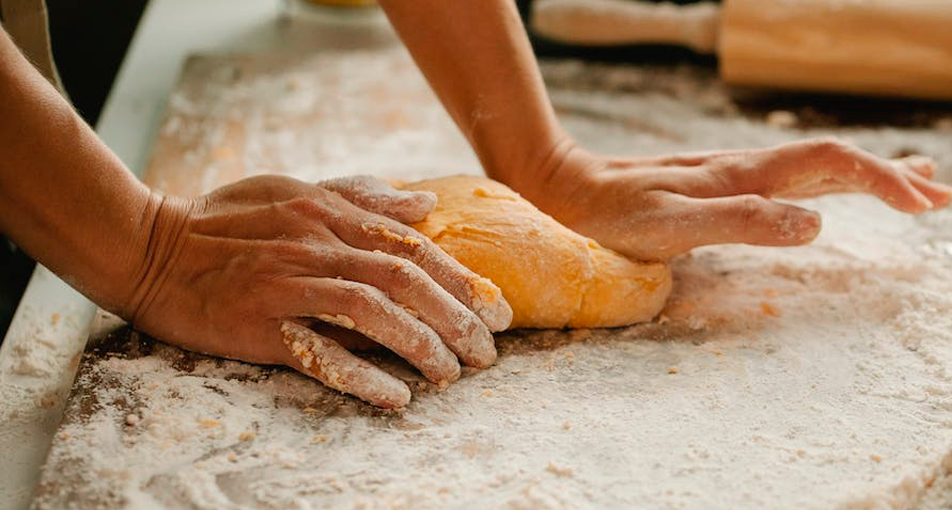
[32, 48, 952, 509]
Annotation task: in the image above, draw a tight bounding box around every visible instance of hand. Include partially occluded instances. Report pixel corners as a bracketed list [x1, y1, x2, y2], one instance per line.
[516, 138, 952, 260]
[123, 175, 513, 408]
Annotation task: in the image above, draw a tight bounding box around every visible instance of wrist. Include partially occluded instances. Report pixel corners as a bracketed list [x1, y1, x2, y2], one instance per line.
[476, 120, 572, 191]
[494, 136, 601, 228]
[121, 192, 199, 326]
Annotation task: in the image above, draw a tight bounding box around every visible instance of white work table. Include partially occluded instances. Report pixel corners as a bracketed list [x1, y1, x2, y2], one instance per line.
[0, 2, 394, 507]
[6, 2, 952, 508]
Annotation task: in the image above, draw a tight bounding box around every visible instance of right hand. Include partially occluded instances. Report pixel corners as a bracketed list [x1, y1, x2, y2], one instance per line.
[123, 175, 513, 408]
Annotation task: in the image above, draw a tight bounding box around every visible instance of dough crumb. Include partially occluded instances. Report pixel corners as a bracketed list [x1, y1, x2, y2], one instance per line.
[311, 434, 329, 444]
[562, 421, 571, 430]
[316, 313, 356, 330]
[766, 110, 798, 128]
[124, 414, 140, 427]
[238, 431, 256, 441]
[871, 454, 883, 463]
[199, 419, 220, 428]
[546, 462, 574, 477]
[481, 389, 493, 398]
[760, 302, 781, 317]
[668, 366, 679, 375]
[461, 441, 480, 459]
[360, 222, 423, 247]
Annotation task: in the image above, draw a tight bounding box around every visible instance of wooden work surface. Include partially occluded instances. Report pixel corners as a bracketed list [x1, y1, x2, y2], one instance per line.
[31, 47, 952, 510]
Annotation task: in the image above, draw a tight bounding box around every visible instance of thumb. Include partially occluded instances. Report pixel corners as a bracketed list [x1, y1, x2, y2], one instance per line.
[319, 175, 437, 224]
[675, 194, 822, 251]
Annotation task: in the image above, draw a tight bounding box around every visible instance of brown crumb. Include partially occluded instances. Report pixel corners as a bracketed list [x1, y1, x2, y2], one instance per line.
[238, 432, 256, 441]
[481, 389, 493, 398]
[760, 301, 781, 317]
[311, 434, 329, 444]
[562, 421, 571, 430]
[668, 366, 679, 375]
[124, 414, 140, 427]
[870, 454, 883, 463]
[199, 419, 220, 428]
[50, 313, 60, 325]
[302, 407, 319, 414]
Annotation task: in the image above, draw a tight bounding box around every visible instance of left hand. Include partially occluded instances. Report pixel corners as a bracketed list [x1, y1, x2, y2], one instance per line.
[512, 137, 952, 260]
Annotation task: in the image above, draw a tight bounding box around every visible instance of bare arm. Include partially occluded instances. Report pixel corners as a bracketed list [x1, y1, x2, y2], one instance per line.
[380, 0, 952, 260]
[379, 0, 570, 193]
[0, 26, 512, 407]
[0, 26, 158, 313]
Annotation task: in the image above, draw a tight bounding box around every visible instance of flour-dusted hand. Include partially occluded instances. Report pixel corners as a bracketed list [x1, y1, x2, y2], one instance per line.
[123, 175, 512, 408]
[513, 138, 952, 260]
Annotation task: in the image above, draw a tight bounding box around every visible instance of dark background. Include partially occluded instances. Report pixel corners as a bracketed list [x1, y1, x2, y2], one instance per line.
[0, 0, 148, 340]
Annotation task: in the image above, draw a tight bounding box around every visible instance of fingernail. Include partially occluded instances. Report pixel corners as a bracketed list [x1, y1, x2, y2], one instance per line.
[791, 210, 822, 241]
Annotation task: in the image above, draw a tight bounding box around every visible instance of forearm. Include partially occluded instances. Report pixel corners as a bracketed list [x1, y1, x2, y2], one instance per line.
[0, 27, 157, 314]
[379, 0, 571, 191]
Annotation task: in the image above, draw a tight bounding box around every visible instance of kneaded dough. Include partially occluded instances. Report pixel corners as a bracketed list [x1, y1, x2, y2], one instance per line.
[402, 176, 672, 329]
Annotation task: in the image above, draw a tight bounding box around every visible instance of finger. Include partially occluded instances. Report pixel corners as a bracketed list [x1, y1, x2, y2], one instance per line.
[846, 151, 935, 214]
[733, 139, 935, 213]
[293, 278, 461, 386]
[670, 194, 822, 251]
[281, 321, 411, 408]
[905, 171, 952, 208]
[894, 155, 936, 179]
[322, 201, 513, 332]
[320, 175, 437, 223]
[333, 249, 496, 368]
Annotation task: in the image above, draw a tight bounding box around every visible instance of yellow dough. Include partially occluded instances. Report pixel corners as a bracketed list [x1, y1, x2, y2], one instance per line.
[402, 176, 672, 329]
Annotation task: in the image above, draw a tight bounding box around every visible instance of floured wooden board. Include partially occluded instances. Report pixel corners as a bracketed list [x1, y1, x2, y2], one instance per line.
[33, 47, 952, 509]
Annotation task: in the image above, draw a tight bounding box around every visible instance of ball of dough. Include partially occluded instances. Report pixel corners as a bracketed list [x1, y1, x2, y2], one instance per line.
[402, 176, 672, 329]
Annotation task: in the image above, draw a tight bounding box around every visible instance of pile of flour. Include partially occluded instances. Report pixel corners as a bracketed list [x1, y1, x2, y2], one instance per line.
[28, 51, 952, 509]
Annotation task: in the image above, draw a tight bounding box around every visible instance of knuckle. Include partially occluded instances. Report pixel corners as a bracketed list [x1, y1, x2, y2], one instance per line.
[374, 255, 435, 300]
[336, 281, 385, 310]
[271, 239, 308, 260]
[810, 136, 852, 157]
[738, 195, 767, 228]
[286, 194, 342, 223]
[383, 256, 420, 285]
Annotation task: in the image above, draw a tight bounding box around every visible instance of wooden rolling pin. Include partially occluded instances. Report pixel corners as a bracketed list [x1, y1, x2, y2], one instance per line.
[530, 0, 952, 100]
